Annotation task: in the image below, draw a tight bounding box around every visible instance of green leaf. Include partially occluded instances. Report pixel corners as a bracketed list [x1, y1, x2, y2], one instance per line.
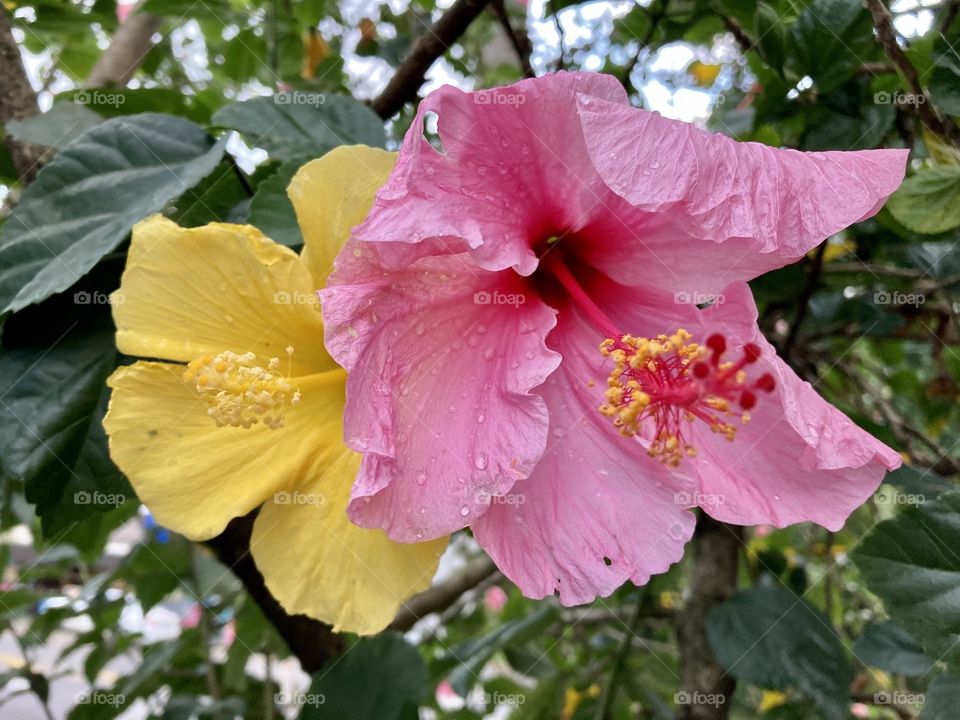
[924, 675, 960, 720]
[211, 94, 386, 160]
[301, 634, 428, 720]
[853, 621, 934, 676]
[0, 324, 131, 535]
[445, 604, 559, 696]
[852, 492, 960, 667]
[886, 167, 960, 234]
[5, 104, 104, 150]
[246, 158, 311, 246]
[706, 585, 852, 720]
[789, 0, 875, 93]
[0, 113, 226, 313]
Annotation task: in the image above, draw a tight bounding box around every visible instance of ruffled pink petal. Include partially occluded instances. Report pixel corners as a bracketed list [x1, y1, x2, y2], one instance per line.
[472, 296, 695, 605]
[320, 243, 560, 541]
[678, 282, 900, 530]
[577, 96, 908, 293]
[353, 72, 627, 276]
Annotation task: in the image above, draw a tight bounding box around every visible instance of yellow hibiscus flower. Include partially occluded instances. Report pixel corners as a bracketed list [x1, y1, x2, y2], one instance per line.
[102, 145, 447, 634]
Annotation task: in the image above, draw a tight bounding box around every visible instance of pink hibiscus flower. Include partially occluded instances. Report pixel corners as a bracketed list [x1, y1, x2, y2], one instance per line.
[320, 72, 906, 604]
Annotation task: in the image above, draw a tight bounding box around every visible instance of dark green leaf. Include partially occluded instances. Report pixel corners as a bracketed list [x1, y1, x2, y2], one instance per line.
[0, 113, 226, 313]
[853, 621, 935, 676]
[5, 104, 103, 150]
[706, 585, 852, 720]
[211, 94, 386, 160]
[853, 492, 960, 667]
[301, 634, 428, 720]
[886, 167, 960, 235]
[924, 675, 960, 719]
[789, 0, 875, 93]
[246, 158, 311, 246]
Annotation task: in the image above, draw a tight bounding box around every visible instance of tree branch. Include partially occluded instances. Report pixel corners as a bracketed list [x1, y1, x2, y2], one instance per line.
[0, 7, 46, 183]
[389, 555, 499, 632]
[206, 512, 345, 674]
[83, 3, 162, 89]
[370, 0, 492, 119]
[864, 0, 960, 148]
[677, 514, 741, 720]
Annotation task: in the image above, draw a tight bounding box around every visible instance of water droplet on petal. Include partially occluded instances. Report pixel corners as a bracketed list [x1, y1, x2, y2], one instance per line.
[475, 453, 488, 470]
[460, 505, 470, 517]
[416, 470, 427, 485]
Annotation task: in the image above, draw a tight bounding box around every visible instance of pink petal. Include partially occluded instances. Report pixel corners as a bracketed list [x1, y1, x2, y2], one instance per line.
[686, 283, 901, 531]
[320, 245, 560, 542]
[472, 299, 695, 605]
[353, 72, 627, 276]
[577, 96, 908, 293]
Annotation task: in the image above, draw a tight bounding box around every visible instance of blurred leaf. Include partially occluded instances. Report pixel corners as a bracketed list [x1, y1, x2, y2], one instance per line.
[446, 604, 558, 696]
[853, 492, 960, 667]
[924, 675, 960, 719]
[887, 167, 960, 234]
[0, 113, 226, 313]
[706, 585, 852, 720]
[789, 0, 874, 93]
[853, 621, 934, 676]
[246, 158, 311, 246]
[301, 634, 428, 720]
[211, 94, 386, 160]
[5, 104, 103, 150]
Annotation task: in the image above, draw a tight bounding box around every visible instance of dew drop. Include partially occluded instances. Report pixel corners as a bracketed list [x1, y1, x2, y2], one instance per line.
[477, 412, 486, 424]
[467, 335, 480, 348]
[419, 506, 426, 515]
[447, 404, 457, 414]
[460, 505, 470, 517]
[415, 323, 425, 336]
[483, 347, 495, 361]
[474, 453, 488, 470]
[416, 470, 427, 485]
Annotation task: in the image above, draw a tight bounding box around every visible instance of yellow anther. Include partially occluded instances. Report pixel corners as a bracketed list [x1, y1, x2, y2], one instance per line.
[183, 349, 300, 429]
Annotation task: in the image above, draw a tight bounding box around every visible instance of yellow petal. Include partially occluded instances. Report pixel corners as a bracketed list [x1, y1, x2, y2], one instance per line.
[251, 448, 447, 634]
[113, 215, 332, 375]
[104, 361, 346, 540]
[287, 145, 396, 287]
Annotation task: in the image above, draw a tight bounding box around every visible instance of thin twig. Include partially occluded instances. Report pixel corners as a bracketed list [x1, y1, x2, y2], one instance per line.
[782, 242, 828, 361]
[490, 0, 534, 78]
[864, 0, 960, 147]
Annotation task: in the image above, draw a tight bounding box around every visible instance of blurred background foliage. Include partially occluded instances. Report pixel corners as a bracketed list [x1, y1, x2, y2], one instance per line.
[1, 0, 960, 717]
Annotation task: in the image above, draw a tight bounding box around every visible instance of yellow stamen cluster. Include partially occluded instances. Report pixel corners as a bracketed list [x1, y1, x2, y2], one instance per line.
[182, 348, 300, 429]
[598, 330, 747, 467]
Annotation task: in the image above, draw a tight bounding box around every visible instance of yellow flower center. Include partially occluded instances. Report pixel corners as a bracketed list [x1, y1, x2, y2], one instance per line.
[181, 348, 300, 429]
